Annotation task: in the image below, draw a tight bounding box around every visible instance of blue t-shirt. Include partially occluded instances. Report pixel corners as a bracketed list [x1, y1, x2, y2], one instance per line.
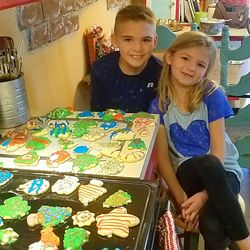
[90, 51, 162, 112]
[149, 88, 243, 182]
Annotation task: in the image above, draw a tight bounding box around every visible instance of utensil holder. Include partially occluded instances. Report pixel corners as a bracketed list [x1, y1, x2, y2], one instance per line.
[0, 73, 30, 128]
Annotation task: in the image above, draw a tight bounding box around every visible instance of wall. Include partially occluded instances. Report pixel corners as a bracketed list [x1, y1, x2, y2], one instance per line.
[0, 0, 120, 116]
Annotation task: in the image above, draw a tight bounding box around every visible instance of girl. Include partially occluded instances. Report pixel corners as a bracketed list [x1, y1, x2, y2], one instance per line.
[149, 31, 250, 250]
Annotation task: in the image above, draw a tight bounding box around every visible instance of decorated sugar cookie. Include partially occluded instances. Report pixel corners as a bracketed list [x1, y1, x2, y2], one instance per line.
[78, 179, 107, 206]
[132, 111, 155, 120]
[88, 149, 102, 158]
[46, 119, 69, 129]
[46, 150, 71, 167]
[128, 138, 147, 151]
[110, 128, 135, 141]
[0, 196, 31, 220]
[30, 127, 48, 137]
[76, 110, 95, 118]
[0, 228, 19, 245]
[96, 207, 140, 238]
[14, 151, 40, 166]
[28, 241, 58, 250]
[46, 107, 73, 119]
[26, 117, 44, 130]
[52, 176, 80, 195]
[72, 154, 99, 173]
[133, 117, 156, 137]
[72, 210, 95, 227]
[63, 228, 90, 250]
[0, 171, 13, 186]
[0, 138, 26, 152]
[29, 226, 60, 250]
[50, 124, 71, 139]
[26, 137, 51, 151]
[119, 150, 145, 163]
[103, 190, 132, 208]
[71, 119, 97, 138]
[100, 121, 118, 131]
[27, 206, 72, 228]
[82, 128, 106, 141]
[90, 141, 122, 158]
[58, 138, 77, 150]
[90, 159, 124, 176]
[73, 145, 89, 155]
[41, 227, 60, 248]
[6, 127, 27, 139]
[99, 109, 125, 121]
[18, 178, 50, 195]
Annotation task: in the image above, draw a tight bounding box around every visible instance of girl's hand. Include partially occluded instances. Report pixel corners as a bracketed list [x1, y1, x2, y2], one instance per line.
[181, 191, 208, 223]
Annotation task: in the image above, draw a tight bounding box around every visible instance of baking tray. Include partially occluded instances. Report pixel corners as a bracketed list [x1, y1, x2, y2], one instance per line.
[0, 170, 159, 250]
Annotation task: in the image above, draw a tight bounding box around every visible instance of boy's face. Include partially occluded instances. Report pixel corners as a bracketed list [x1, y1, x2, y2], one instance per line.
[113, 20, 158, 75]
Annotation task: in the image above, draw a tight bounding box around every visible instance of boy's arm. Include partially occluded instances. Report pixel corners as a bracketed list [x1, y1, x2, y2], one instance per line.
[90, 67, 102, 111]
[156, 125, 187, 207]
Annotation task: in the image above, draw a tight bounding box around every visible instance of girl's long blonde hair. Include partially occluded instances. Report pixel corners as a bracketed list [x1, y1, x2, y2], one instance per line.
[158, 31, 219, 112]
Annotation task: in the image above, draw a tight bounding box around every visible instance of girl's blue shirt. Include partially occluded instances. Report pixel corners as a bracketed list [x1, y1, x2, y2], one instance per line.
[148, 88, 243, 182]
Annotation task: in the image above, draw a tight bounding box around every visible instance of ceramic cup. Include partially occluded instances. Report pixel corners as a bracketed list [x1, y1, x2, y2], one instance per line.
[194, 12, 208, 26]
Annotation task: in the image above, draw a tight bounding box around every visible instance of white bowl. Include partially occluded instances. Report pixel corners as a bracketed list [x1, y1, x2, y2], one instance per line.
[199, 18, 225, 35]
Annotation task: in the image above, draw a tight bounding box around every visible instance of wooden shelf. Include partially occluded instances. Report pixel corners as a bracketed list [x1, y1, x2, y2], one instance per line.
[0, 0, 40, 11]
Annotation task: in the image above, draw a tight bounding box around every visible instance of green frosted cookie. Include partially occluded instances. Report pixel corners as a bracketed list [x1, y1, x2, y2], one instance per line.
[0, 196, 31, 220]
[128, 138, 147, 150]
[72, 154, 99, 173]
[63, 227, 90, 250]
[103, 190, 132, 208]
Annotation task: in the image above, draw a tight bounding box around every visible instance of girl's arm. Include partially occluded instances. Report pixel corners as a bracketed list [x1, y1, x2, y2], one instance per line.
[209, 117, 226, 162]
[156, 125, 187, 207]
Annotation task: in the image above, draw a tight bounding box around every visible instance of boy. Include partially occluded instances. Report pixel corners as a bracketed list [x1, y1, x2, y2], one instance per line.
[90, 4, 162, 113]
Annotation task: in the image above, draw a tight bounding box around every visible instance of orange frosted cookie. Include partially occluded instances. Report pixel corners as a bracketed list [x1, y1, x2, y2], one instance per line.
[46, 150, 71, 167]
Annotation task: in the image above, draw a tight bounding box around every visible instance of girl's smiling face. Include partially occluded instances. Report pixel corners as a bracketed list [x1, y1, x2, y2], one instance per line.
[165, 46, 210, 91]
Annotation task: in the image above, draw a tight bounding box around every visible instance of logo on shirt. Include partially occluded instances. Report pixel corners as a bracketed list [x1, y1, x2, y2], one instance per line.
[147, 82, 154, 88]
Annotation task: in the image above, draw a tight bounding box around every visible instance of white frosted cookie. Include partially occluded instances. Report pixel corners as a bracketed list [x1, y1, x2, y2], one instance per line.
[119, 150, 145, 163]
[52, 176, 80, 195]
[0, 228, 19, 245]
[28, 241, 58, 250]
[72, 210, 95, 227]
[96, 207, 140, 238]
[89, 159, 124, 175]
[78, 179, 107, 206]
[110, 128, 135, 141]
[18, 178, 50, 195]
[0, 171, 13, 186]
[82, 128, 105, 141]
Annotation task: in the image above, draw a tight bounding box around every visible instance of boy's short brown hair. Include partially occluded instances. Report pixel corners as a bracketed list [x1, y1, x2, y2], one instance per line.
[114, 5, 156, 34]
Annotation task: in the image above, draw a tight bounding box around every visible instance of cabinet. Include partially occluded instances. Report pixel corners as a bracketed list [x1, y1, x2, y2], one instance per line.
[146, 0, 178, 20]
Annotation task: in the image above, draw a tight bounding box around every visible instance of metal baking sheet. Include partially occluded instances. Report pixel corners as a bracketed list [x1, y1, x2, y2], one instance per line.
[0, 170, 159, 250]
[0, 113, 160, 179]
